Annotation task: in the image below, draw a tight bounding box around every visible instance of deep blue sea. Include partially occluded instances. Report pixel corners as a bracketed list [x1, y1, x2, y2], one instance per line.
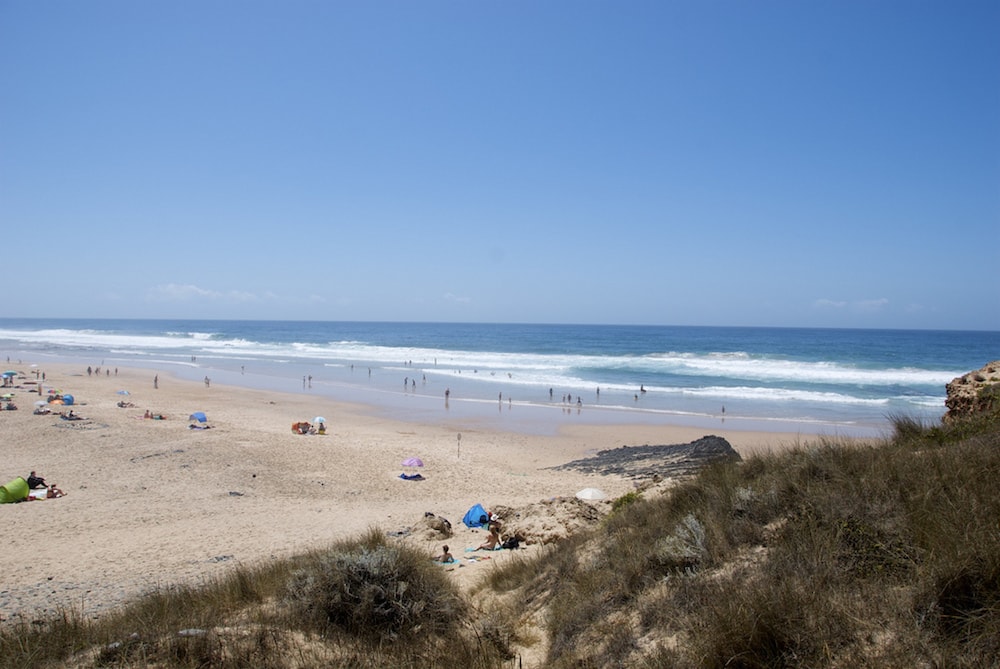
[1, 319, 997, 437]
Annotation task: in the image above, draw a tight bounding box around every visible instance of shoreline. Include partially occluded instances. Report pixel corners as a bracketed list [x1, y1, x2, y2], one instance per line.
[1, 360, 856, 623]
[10, 349, 891, 440]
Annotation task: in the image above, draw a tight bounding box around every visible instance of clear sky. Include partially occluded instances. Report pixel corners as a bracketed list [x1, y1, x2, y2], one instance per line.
[2, 1, 997, 330]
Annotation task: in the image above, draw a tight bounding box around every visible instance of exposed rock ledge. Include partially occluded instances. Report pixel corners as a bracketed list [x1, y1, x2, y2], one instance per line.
[550, 435, 740, 481]
[944, 360, 1000, 422]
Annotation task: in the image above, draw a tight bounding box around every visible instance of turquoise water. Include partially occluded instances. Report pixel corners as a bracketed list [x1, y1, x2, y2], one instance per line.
[1, 319, 996, 436]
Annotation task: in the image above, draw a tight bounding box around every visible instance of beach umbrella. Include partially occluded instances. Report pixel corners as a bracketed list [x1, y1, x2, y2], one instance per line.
[314, 416, 326, 424]
[189, 411, 207, 423]
[34, 400, 46, 407]
[117, 390, 130, 395]
[575, 487, 606, 501]
[401, 457, 424, 468]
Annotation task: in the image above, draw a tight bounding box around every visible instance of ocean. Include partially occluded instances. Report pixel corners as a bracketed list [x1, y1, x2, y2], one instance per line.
[1, 319, 997, 437]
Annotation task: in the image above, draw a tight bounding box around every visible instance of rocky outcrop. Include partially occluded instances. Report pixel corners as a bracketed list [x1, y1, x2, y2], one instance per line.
[944, 360, 1000, 422]
[550, 435, 740, 480]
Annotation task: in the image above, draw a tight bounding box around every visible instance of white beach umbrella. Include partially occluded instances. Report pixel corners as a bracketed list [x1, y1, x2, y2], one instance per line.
[575, 487, 606, 501]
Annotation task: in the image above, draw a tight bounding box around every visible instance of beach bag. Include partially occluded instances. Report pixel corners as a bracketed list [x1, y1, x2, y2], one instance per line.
[501, 536, 520, 550]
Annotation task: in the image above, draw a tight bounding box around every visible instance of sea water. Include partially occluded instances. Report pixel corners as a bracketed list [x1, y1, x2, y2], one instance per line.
[1, 319, 997, 437]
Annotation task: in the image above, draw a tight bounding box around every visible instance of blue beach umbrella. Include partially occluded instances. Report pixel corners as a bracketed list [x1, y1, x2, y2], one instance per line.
[117, 390, 130, 395]
[189, 411, 207, 423]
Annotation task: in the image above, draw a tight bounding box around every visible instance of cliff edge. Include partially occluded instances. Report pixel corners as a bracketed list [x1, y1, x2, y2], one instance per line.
[944, 360, 1000, 422]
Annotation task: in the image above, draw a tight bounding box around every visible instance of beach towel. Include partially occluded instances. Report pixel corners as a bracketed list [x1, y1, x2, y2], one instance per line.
[399, 472, 425, 481]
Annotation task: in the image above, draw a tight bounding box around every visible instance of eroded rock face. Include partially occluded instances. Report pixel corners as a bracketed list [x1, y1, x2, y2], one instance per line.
[944, 361, 1000, 422]
[551, 435, 740, 480]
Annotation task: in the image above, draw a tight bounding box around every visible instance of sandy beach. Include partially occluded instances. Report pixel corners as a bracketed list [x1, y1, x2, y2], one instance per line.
[0, 362, 811, 624]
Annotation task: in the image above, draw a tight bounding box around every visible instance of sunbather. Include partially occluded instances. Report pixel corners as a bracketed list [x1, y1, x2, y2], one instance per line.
[26, 484, 66, 500]
[477, 525, 501, 551]
[45, 484, 66, 498]
[435, 545, 455, 563]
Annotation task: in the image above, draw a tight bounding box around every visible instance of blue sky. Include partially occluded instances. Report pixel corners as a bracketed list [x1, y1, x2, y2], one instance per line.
[2, 1, 997, 330]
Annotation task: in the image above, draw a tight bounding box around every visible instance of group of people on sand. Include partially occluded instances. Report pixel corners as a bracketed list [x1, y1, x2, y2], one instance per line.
[25, 470, 66, 500]
[434, 517, 520, 564]
[292, 421, 325, 435]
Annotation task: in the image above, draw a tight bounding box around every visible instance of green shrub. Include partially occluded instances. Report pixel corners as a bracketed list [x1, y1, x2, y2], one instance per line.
[611, 490, 641, 513]
[284, 528, 465, 640]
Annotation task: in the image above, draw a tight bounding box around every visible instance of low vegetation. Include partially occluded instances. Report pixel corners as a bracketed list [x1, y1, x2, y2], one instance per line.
[3, 401, 999, 667]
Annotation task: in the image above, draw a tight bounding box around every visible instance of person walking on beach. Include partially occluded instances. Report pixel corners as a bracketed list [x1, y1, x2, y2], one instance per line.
[154, 375, 158, 389]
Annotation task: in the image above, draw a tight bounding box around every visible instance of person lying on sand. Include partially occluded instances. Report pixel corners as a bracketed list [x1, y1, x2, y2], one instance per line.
[26, 484, 66, 500]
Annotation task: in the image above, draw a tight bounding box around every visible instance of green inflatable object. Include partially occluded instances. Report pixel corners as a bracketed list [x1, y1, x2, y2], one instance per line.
[0, 477, 29, 504]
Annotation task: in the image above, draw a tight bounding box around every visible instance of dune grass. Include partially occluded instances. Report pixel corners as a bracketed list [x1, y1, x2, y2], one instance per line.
[3, 406, 999, 667]
[489, 408, 1000, 667]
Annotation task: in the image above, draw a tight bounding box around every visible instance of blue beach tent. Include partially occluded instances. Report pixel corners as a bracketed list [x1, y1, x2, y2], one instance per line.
[462, 503, 490, 529]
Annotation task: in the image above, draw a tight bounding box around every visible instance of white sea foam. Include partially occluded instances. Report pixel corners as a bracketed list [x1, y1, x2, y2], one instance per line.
[676, 385, 890, 405]
[0, 325, 958, 403]
[643, 351, 956, 386]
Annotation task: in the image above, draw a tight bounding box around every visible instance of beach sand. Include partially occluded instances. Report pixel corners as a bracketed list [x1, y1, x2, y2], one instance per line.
[0, 363, 812, 623]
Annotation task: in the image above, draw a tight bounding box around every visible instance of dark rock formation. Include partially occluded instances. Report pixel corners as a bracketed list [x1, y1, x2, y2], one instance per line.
[944, 360, 1000, 422]
[551, 435, 740, 481]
